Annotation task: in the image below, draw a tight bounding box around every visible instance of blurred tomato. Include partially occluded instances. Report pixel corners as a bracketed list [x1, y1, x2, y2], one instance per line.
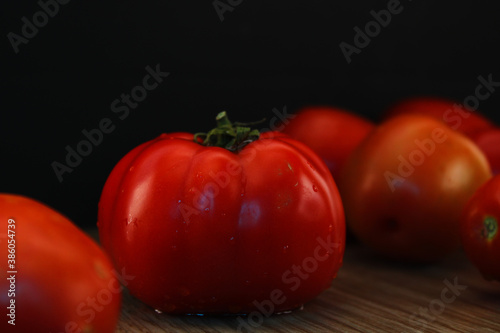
[283, 106, 374, 181]
[461, 175, 500, 280]
[385, 96, 494, 138]
[0, 194, 121, 333]
[470, 128, 500, 175]
[339, 114, 492, 262]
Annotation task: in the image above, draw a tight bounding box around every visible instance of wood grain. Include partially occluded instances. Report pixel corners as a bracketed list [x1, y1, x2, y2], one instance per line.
[111, 241, 500, 333]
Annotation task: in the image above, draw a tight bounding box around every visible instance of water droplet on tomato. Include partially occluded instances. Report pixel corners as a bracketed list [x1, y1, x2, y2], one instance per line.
[229, 236, 235, 245]
[328, 224, 333, 232]
[282, 245, 289, 254]
[312, 184, 318, 192]
[306, 161, 316, 171]
[127, 214, 137, 226]
[129, 166, 135, 172]
[154, 309, 163, 314]
[204, 208, 210, 212]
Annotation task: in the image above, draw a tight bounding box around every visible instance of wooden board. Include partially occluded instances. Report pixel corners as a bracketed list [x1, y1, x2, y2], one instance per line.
[109, 239, 500, 333]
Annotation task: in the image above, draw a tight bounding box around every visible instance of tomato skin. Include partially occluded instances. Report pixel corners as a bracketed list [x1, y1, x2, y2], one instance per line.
[283, 106, 374, 181]
[385, 96, 494, 138]
[461, 175, 500, 280]
[339, 115, 492, 262]
[98, 131, 345, 314]
[470, 128, 500, 175]
[0, 194, 121, 333]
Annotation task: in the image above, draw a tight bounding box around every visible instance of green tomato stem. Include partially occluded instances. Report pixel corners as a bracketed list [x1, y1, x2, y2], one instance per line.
[483, 216, 498, 241]
[194, 111, 262, 152]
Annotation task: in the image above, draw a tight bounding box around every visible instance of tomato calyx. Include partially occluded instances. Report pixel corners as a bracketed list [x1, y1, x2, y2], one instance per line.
[482, 216, 498, 241]
[194, 111, 262, 152]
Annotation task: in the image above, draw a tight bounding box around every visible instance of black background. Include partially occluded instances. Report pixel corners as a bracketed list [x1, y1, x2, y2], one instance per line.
[1, 0, 500, 228]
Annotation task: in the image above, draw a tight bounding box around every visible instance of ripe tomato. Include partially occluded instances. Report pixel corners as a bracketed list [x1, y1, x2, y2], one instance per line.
[0, 194, 121, 333]
[470, 128, 500, 175]
[339, 114, 492, 262]
[282, 106, 374, 181]
[98, 112, 345, 314]
[461, 175, 500, 280]
[385, 96, 494, 138]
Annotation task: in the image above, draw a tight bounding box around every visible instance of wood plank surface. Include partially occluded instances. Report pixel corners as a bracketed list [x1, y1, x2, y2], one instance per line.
[109, 239, 500, 333]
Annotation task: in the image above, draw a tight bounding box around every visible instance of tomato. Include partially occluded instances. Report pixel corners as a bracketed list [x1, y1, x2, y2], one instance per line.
[386, 96, 499, 175]
[339, 114, 492, 262]
[282, 106, 374, 181]
[460, 175, 500, 280]
[98, 112, 345, 315]
[385, 96, 494, 138]
[470, 128, 500, 175]
[0, 194, 121, 333]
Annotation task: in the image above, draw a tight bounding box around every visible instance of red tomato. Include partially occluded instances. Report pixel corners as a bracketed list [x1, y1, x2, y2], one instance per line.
[461, 175, 500, 281]
[385, 96, 494, 138]
[283, 106, 374, 181]
[98, 112, 345, 315]
[339, 115, 492, 262]
[0, 194, 121, 333]
[470, 128, 500, 175]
